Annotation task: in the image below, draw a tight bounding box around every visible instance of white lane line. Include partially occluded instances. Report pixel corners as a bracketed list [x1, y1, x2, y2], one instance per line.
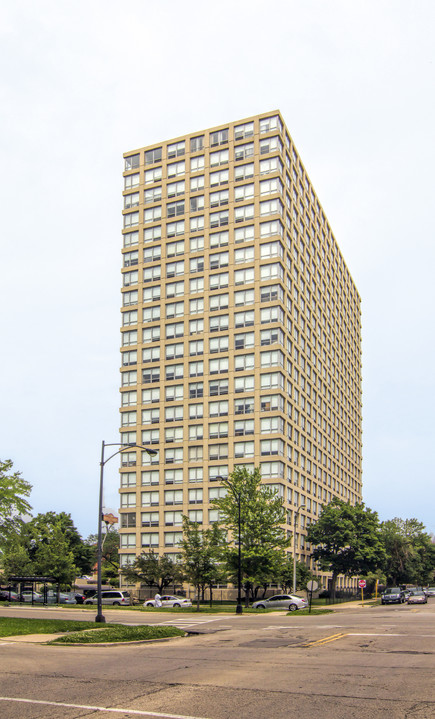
[0, 697, 210, 719]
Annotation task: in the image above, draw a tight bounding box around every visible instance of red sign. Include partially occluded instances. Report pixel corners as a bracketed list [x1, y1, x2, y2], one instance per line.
[358, 580, 366, 588]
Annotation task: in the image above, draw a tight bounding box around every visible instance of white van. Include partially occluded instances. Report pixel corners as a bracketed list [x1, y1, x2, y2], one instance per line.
[84, 590, 131, 606]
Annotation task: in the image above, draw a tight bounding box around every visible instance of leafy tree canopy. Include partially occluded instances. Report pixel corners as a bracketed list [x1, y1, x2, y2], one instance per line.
[179, 518, 226, 609]
[0, 459, 32, 546]
[22, 512, 94, 575]
[381, 518, 435, 586]
[306, 497, 386, 597]
[212, 466, 290, 602]
[122, 550, 183, 594]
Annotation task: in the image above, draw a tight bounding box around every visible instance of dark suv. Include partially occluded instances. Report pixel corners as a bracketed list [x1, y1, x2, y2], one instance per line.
[381, 587, 405, 605]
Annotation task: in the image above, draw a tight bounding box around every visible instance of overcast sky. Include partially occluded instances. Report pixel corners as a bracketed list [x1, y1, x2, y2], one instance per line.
[1, 0, 434, 538]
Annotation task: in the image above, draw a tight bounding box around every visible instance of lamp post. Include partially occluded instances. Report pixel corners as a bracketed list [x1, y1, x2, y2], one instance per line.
[96, 441, 158, 623]
[217, 475, 243, 615]
[293, 504, 306, 595]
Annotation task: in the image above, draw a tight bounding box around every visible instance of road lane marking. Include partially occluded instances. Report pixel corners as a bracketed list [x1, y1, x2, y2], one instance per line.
[299, 632, 348, 648]
[0, 697, 210, 719]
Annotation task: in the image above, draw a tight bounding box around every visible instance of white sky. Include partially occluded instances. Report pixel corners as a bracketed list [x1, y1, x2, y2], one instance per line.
[1, 0, 434, 538]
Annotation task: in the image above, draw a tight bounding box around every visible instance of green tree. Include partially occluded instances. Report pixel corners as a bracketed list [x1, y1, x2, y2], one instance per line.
[306, 497, 385, 598]
[22, 512, 93, 575]
[122, 550, 183, 594]
[1, 540, 34, 579]
[0, 459, 32, 547]
[33, 524, 77, 586]
[381, 518, 435, 586]
[212, 466, 290, 604]
[279, 554, 313, 593]
[179, 518, 226, 610]
[86, 527, 120, 583]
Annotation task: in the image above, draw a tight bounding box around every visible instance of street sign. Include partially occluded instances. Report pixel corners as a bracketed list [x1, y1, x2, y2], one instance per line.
[307, 580, 319, 592]
[358, 579, 366, 588]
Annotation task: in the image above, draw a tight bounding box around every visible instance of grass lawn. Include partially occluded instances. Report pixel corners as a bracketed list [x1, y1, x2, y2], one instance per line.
[50, 624, 185, 644]
[0, 616, 105, 637]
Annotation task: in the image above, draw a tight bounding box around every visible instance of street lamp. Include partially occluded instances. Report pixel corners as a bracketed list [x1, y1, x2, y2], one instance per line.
[293, 504, 306, 595]
[96, 441, 158, 623]
[217, 476, 243, 615]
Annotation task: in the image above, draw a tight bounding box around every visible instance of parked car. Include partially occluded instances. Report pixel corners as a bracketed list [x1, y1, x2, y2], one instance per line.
[144, 595, 193, 608]
[425, 587, 435, 597]
[19, 591, 43, 602]
[407, 590, 427, 605]
[381, 587, 405, 605]
[0, 589, 19, 601]
[74, 593, 86, 604]
[83, 590, 131, 606]
[252, 594, 308, 611]
[45, 591, 77, 604]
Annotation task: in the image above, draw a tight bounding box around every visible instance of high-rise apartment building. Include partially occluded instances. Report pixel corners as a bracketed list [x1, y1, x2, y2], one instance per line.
[119, 111, 362, 584]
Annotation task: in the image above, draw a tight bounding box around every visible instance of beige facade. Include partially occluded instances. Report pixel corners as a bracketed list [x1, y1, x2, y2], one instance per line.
[119, 111, 362, 581]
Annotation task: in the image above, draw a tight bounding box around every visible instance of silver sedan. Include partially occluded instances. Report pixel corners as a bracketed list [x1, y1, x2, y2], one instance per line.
[144, 595, 193, 608]
[252, 594, 308, 611]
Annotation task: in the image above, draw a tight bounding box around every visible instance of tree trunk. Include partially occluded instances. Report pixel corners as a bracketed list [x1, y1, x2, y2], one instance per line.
[196, 585, 201, 612]
[330, 570, 338, 601]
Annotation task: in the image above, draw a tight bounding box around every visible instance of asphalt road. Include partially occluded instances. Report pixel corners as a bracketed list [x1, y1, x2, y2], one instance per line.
[1, 601, 435, 718]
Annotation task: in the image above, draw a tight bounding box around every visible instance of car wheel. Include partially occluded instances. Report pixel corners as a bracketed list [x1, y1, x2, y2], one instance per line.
[113, 601, 121, 606]
[288, 603, 298, 611]
[173, 603, 181, 607]
[145, 602, 153, 607]
[256, 604, 266, 610]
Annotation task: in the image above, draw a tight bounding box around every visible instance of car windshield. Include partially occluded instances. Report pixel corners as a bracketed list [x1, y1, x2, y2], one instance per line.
[385, 588, 400, 593]
[412, 591, 424, 596]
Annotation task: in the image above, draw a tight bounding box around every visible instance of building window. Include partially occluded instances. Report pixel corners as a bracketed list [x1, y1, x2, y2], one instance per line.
[190, 136, 204, 152]
[167, 180, 185, 197]
[190, 155, 205, 173]
[210, 128, 229, 146]
[210, 211, 229, 228]
[189, 382, 204, 399]
[190, 175, 205, 193]
[234, 184, 254, 202]
[234, 268, 255, 285]
[141, 533, 159, 547]
[210, 169, 229, 186]
[234, 143, 254, 161]
[209, 251, 229, 269]
[234, 332, 255, 350]
[234, 163, 254, 182]
[145, 166, 162, 184]
[141, 470, 159, 486]
[208, 444, 228, 460]
[209, 357, 229, 374]
[125, 154, 140, 170]
[234, 441, 255, 458]
[167, 160, 185, 177]
[234, 419, 255, 436]
[209, 315, 229, 332]
[234, 397, 255, 414]
[145, 147, 162, 164]
[209, 335, 229, 353]
[209, 293, 229, 312]
[209, 272, 229, 290]
[141, 491, 159, 507]
[209, 378, 229, 396]
[167, 141, 185, 158]
[234, 375, 255, 393]
[144, 186, 162, 203]
[209, 400, 229, 417]
[142, 512, 159, 527]
[188, 488, 203, 504]
[234, 225, 255, 244]
[234, 122, 254, 140]
[210, 149, 229, 166]
[209, 422, 228, 439]
[165, 384, 183, 402]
